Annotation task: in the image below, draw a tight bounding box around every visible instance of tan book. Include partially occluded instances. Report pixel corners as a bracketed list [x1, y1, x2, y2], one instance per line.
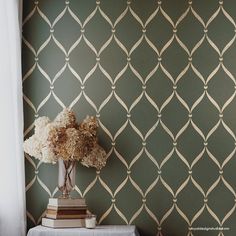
[46, 213, 89, 219]
[49, 198, 86, 207]
[46, 208, 87, 215]
[47, 204, 87, 211]
[42, 217, 85, 228]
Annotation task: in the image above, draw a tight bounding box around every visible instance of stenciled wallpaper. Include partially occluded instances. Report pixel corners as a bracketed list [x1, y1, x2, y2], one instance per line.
[22, 0, 236, 235]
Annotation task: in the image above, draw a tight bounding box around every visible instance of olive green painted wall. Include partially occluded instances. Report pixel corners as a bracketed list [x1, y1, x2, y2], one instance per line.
[22, 0, 236, 235]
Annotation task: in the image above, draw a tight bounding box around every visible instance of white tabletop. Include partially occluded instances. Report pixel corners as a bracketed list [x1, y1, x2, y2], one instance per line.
[27, 225, 140, 236]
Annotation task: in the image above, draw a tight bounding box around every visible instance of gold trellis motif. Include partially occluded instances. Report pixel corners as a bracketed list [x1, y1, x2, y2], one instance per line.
[22, 0, 236, 235]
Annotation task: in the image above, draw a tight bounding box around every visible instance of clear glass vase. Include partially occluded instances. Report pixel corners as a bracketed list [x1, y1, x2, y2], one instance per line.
[58, 159, 76, 198]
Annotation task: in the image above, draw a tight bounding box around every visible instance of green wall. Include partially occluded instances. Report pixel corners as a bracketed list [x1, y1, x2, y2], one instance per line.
[22, 0, 236, 235]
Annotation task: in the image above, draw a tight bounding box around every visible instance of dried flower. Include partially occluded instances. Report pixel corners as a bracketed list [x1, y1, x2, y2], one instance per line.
[34, 116, 50, 136]
[78, 115, 98, 137]
[23, 136, 43, 160]
[23, 108, 108, 169]
[54, 108, 76, 128]
[81, 144, 107, 170]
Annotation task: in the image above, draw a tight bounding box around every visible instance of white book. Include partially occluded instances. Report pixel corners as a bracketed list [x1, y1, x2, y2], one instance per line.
[48, 198, 86, 207]
[42, 217, 85, 228]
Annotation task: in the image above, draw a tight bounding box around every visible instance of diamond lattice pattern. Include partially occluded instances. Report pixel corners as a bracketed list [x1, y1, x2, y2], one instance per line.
[22, 0, 236, 235]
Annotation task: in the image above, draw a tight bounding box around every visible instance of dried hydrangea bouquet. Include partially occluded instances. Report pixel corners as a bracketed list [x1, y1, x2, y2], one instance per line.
[24, 108, 107, 198]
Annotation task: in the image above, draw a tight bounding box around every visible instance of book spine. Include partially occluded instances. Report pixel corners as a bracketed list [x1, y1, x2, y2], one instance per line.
[47, 205, 87, 211]
[42, 217, 85, 228]
[49, 198, 86, 206]
[46, 209, 87, 215]
[46, 214, 89, 219]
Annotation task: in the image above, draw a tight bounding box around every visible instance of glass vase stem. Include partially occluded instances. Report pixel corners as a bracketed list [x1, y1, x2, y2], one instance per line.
[58, 159, 76, 198]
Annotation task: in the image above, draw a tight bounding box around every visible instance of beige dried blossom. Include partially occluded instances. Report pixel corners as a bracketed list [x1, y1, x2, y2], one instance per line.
[41, 146, 57, 163]
[34, 116, 50, 136]
[54, 108, 76, 128]
[23, 108, 108, 169]
[23, 136, 43, 160]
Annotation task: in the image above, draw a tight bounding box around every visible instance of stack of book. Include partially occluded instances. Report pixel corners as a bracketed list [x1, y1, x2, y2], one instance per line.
[42, 198, 89, 228]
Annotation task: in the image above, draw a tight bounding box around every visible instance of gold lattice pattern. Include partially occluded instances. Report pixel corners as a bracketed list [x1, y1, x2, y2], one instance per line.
[22, 0, 236, 235]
